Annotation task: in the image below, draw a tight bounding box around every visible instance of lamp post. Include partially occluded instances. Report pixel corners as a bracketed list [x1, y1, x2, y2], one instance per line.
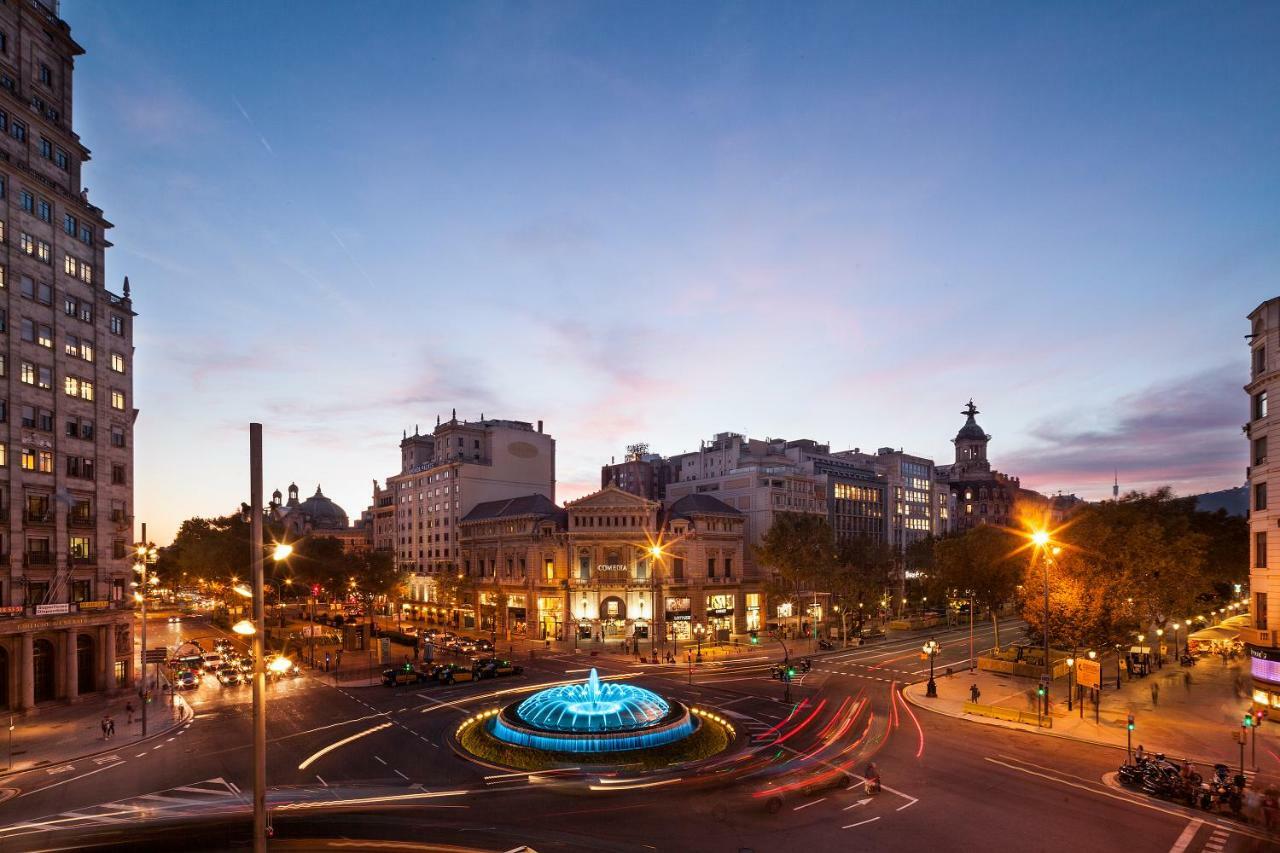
[132, 532, 159, 736]
[648, 544, 662, 657]
[1030, 530, 1053, 710]
[1155, 628, 1164, 668]
[923, 639, 939, 698]
[1115, 643, 1123, 687]
[1087, 650, 1098, 722]
[1170, 622, 1180, 661]
[1066, 655, 1075, 712]
[693, 621, 707, 663]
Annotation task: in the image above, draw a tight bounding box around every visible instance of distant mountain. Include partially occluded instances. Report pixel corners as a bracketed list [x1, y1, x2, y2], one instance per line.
[1191, 485, 1247, 516]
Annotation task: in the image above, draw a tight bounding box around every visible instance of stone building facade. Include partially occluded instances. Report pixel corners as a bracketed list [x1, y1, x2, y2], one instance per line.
[452, 485, 756, 646]
[0, 2, 136, 712]
[1245, 298, 1280, 709]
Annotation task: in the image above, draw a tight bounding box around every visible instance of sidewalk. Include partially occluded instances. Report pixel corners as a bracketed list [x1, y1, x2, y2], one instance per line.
[1, 690, 192, 777]
[904, 654, 1278, 781]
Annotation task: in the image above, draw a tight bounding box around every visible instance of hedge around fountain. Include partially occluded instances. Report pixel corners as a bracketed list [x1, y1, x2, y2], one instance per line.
[459, 714, 730, 771]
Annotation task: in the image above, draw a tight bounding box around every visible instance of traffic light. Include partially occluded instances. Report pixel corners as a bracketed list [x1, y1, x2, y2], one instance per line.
[311, 584, 320, 597]
[749, 631, 759, 645]
[786, 666, 796, 681]
[1127, 713, 1135, 732]
[1037, 684, 1046, 698]
[1244, 712, 1254, 728]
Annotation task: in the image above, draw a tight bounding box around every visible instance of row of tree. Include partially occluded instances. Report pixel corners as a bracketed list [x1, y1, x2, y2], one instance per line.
[154, 513, 406, 615]
[754, 488, 1247, 650]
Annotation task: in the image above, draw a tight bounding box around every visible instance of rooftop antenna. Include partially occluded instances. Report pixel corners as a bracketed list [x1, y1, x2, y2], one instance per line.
[1113, 470, 1119, 501]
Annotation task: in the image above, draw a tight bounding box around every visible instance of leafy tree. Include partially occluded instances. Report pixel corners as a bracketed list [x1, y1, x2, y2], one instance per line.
[753, 512, 835, 635]
[827, 535, 895, 640]
[934, 524, 1022, 650]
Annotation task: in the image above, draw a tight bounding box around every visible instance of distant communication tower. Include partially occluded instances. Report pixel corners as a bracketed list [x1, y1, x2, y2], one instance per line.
[1113, 470, 1119, 500]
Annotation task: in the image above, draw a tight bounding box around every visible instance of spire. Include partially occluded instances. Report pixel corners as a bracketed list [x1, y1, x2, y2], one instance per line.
[962, 399, 979, 419]
[1113, 469, 1119, 500]
[122, 276, 130, 298]
[451, 407, 457, 422]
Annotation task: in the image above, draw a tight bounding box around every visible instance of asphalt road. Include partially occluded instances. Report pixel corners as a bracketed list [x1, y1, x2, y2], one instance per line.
[0, 617, 1272, 852]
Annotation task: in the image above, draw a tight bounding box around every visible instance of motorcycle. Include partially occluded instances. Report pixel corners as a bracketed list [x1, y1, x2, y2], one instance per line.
[817, 638, 833, 651]
[799, 658, 812, 673]
[1179, 653, 1196, 667]
[864, 763, 882, 794]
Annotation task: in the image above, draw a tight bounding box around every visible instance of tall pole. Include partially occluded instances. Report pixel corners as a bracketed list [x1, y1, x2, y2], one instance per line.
[969, 592, 975, 673]
[1042, 549, 1051, 713]
[140, 521, 148, 737]
[249, 423, 267, 853]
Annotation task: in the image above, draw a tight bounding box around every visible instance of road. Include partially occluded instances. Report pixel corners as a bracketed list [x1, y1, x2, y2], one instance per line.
[0, 616, 1270, 852]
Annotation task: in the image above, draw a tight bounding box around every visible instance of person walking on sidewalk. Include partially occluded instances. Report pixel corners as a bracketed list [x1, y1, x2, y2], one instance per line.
[101, 715, 110, 740]
[970, 684, 981, 703]
[106, 715, 115, 738]
[126, 702, 134, 725]
[1150, 682, 1160, 707]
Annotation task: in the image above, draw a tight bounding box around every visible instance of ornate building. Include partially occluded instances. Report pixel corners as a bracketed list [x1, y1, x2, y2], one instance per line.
[451, 485, 755, 646]
[938, 401, 1028, 533]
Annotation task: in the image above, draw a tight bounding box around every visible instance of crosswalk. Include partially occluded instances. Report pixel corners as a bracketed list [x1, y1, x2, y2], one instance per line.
[0, 777, 242, 841]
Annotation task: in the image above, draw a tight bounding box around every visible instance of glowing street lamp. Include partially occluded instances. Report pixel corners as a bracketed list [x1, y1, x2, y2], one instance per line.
[1027, 529, 1054, 708]
[232, 619, 257, 636]
[923, 639, 940, 698]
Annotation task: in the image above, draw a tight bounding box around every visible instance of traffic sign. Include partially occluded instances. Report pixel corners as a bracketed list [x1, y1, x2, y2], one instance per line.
[1077, 659, 1101, 690]
[144, 648, 167, 663]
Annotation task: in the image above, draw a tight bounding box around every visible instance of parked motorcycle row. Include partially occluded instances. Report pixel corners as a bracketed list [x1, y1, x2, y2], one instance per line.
[1118, 754, 1248, 817]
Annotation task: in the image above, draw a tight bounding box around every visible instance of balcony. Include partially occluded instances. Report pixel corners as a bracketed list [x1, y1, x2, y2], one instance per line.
[23, 552, 52, 567]
[24, 511, 54, 527]
[71, 555, 95, 566]
[68, 514, 94, 528]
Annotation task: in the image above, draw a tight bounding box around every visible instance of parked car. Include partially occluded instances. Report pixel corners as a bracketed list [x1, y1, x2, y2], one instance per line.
[382, 665, 423, 687]
[436, 663, 477, 684]
[475, 658, 523, 679]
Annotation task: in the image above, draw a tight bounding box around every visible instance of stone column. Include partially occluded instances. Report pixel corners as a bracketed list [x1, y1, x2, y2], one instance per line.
[64, 629, 78, 702]
[19, 632, 34, 710]
[102, 624, 117, 693]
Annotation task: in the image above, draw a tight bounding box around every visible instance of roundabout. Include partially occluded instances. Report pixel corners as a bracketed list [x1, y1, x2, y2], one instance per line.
[455, 668, 736, 771]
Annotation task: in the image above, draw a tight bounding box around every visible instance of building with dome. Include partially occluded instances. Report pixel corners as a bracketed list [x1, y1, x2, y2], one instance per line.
[938, 400, 1036, 534]
[269, 484, 368, 551]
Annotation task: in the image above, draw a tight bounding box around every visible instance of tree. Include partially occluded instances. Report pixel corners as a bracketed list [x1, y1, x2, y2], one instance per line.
[753, 512, 835, 636]
[827, 535, 895, 641]
[934, 525, 1022, 651]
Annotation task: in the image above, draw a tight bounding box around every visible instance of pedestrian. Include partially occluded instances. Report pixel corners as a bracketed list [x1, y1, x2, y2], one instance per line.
[1151, 682, 1159, 707]
[969, 683, 981, 703]
[101, 715, 109, 740]
[1135, 744, 1146, 763]
[107, 716, 115, 738]
[1183, 671, 1191, 693]
[336, 649, 343, 668]
[126, 702, 135, 724]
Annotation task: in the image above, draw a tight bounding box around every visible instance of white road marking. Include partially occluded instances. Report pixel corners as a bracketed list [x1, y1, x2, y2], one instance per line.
[16, 762, 124, 798]
[135, 752, 147, 758]
[843, 816, 881, 830]
[46, 765, 76, 775]
[843, 797, 873, 811]
[792, 797, 825, 811]
[316, 774, 327, 786]
[93, 755, 121, 765]
[374, 755, 387, 765]
[1168, 819, 1202, 853]
[394, 769, 410, 781]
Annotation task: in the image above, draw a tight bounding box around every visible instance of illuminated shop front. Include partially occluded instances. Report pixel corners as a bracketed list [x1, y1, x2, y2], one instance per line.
[707, 594, 735, 638]
[745, 593, 761, 632]
[1250, 646, 1280, 709]
[536, 596, 561, 641]
[507, 593, 528, 637]
[666, 597, 692, 640]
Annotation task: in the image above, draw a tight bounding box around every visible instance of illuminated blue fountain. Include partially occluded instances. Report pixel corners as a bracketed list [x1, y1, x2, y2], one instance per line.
[490, 668, 694, 753]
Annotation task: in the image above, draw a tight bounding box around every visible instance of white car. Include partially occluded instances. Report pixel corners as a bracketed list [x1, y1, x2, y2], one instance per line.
[201, 653, 223, 671]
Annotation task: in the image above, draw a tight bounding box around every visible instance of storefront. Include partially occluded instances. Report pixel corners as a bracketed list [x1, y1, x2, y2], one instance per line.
[1250, 646, 1280, 710]
[706, 593, 735, 640]
[600, 596, 627, 637]
[536, 595, 561, 641]
[666, 597, 692, 640]
[745, 593, 761, 632]
[507, 593, 528, 638]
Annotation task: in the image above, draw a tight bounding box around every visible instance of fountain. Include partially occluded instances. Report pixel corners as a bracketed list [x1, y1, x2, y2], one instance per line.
[489, 668, 695, 753]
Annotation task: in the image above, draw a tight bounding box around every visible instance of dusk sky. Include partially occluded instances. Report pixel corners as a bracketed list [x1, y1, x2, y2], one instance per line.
[61, 1, 1280, 544]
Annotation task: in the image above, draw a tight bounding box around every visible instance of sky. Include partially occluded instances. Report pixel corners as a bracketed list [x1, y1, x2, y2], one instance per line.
[59, 1, 1280, 544]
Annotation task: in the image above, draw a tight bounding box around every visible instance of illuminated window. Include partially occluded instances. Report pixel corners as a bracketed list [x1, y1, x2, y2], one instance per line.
[110, 352, 124, 373]
[38, 451, 52, 473]
[20, 448, 34, 470]
[20, 361, 33, 385]
[110, 390, 124, 410]
[63, 254, 76, 276]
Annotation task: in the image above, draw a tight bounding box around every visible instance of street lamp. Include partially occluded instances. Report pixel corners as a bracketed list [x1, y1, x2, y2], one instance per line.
[1028, 530, 1053, 709]
[132, 535, 159, 736]
[648, 544, 662, 657]
[1155, 628, 1164, 668]
[1066, 656, 1075, 711]
[923, 639, 940, 698]
[693, 622, 707, 663]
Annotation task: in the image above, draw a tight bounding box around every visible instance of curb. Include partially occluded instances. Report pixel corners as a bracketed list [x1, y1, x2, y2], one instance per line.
[0, 698, 195, 780]
[900, 682, 1238, 768]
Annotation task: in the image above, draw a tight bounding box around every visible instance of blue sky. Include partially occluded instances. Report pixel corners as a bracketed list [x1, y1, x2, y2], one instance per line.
[61, 1, 1280, 543]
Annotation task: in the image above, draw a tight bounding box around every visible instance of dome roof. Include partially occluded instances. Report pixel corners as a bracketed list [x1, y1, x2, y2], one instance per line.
[295, 485, 349, 529]
[955, 400, 988, 442]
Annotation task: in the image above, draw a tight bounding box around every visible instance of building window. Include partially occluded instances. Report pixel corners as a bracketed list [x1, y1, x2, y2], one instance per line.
[110, 314, 125, 336]
[111, 464, 125, 485]
[63, 214, 76, 236]
[19, 232, 33, 255]
[20, 362, 33, 385]
[37, 199, 50, 222]
[38, 63, 50, 85]
[36, 323, 50, 348]
[1256, 391, 1269, 421]
[19, 191, 32, 213]
[110, 389, 123, 410]
[70, 537, 93, 560]
[55, 149, 68, 170]
[79, 262, 93, 284]
[11, 120, 24, 141]
[37, 366, 50, 390]
[39, 137, 52, 159]
[36, 240, 49, 263]
[1258, 531, 1268, 568]
[111, 352, 124, 373]
[1257, 437, 1269, 466]
[38, 451, 52, 473]
[63, 254, 76, 276]
[20, 448, 34, 470]
[80, 225, 92, 245]
[1258, 482, 1268, 512]
[1258, 592, 1269, 633]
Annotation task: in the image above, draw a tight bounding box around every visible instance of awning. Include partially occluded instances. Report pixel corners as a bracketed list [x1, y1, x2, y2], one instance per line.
[1189, 626, 1239, 642]
[1223, 614, 1252, 629]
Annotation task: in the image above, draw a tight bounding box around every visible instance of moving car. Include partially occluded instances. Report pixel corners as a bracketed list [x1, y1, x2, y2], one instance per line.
[167, 615, 183, 624]
[216, 665, 242, 686]
[474, 638, 495, 653]
[175, 669, 200, 690]
[201, 653, 223, 671]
